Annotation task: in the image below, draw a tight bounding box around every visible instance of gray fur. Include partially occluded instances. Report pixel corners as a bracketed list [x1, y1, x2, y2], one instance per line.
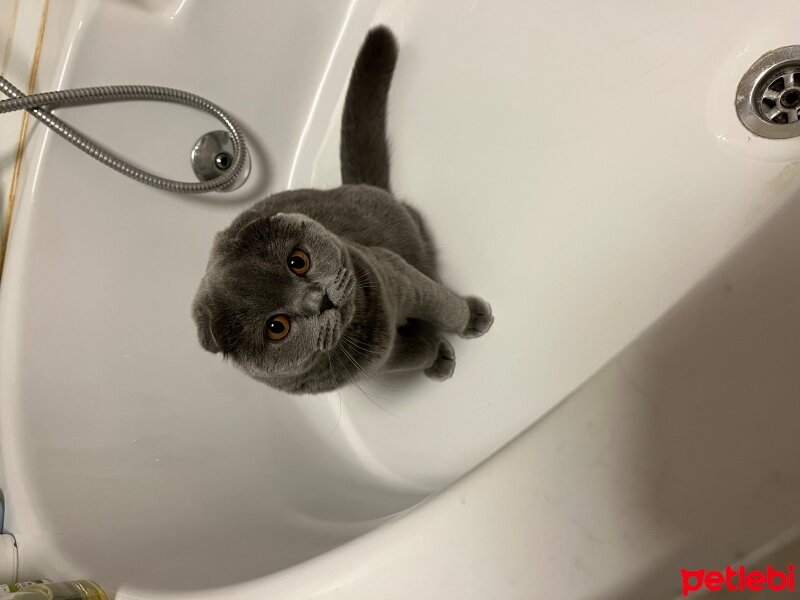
[340, 25, 396, 191]
[192, 26, 493, 394]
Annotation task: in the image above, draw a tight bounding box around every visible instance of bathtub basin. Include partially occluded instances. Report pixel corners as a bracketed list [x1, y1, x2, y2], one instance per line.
[1, 0, 799, 598]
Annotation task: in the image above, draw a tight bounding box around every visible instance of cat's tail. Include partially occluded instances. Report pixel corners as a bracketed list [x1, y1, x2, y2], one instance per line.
[340, 26, 398, 192]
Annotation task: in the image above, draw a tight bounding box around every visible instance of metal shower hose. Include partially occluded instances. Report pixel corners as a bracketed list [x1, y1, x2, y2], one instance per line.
[0, 75, 248, 193]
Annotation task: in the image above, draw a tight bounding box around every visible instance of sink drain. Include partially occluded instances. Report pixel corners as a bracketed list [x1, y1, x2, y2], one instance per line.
[737, 46, 800, 139]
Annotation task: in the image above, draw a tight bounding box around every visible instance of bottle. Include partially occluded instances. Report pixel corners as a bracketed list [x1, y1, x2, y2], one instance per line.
[0, 581, 107, 600]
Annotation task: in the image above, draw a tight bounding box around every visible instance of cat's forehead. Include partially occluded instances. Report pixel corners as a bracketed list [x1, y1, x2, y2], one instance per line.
[215, 210, 288, 245]
[222, 257, 290, 295]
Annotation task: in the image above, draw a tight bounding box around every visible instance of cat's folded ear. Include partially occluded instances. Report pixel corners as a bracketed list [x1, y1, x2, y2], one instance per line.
[214, 210, 270, 254]
[192, 293, 221, 354]
[270, 212, 306, 226]
[269, 212, 315, 236]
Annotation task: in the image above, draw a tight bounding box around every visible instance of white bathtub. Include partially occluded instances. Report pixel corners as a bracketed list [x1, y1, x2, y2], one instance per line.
[1, 1, 799, 598]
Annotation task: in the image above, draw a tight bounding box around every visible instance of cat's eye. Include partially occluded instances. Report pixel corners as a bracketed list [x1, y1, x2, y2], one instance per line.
[287, 249, 310, 276]
[265, 315, 290, 341]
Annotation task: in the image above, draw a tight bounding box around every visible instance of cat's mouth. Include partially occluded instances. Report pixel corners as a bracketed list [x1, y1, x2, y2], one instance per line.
[315, 270, 356, 353]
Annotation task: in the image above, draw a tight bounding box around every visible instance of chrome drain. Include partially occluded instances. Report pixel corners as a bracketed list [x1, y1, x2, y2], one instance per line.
[737, 46, 800, 139]
[191, 130, 251, 191]
[758, 67, 800, 124]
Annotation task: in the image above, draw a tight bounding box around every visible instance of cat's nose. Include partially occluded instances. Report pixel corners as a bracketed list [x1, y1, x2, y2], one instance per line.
[301, 287, 334, 316]
[319, 294, 335, 313]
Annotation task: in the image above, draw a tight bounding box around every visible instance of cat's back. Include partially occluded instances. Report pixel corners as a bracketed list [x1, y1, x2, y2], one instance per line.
[253, 185, 433, 273]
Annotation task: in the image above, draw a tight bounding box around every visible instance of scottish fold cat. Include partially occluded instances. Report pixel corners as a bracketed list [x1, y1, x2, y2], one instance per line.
[192, 26, 493, 394]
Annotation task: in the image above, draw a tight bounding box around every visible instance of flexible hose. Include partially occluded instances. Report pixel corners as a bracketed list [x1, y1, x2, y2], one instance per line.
[0, 76, 248, 193]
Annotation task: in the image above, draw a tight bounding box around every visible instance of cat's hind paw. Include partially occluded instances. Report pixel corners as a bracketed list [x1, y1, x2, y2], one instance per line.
[424, 339, 456, 381]
[462, 296, 494, 338]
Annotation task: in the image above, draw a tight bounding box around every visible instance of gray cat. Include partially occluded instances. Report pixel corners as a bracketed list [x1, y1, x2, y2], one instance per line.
[192, 26, 493, 394]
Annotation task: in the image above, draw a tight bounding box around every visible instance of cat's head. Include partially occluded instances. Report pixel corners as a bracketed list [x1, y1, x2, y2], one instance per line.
[192, 210, 356, 380]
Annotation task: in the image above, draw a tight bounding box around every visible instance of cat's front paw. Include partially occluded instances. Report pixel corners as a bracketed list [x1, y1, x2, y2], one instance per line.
[461, 296, 494, 338]
[424, 339, 456, 381]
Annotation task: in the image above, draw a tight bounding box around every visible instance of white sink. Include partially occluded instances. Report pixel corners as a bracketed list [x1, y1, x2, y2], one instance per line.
[1, 0, 799, 598]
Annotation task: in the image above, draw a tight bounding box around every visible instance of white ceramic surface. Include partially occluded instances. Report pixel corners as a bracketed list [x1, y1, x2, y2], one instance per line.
[0, 0, 51, 257]
[1, 0, 799, 598]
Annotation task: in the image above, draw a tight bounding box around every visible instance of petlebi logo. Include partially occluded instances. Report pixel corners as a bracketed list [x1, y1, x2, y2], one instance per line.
[681, 565, 796, 596]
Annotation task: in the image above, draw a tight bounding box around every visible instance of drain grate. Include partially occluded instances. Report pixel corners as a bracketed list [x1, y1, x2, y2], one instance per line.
[736, 46, 800, 139]
[759, 67, 800, 124]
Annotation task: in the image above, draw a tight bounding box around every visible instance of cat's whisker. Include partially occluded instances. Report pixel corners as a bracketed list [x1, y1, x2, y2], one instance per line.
[328, 353, 345, 434]
[343, 343, 382, 360]
[352, 380, 395, 416]
[341, 333, 382, 356]
[352, 260, 382, 283]
[353, 275, 378, 288]
[341, 337, 388, 369]
[331, 346, 349, 374]
[338, 344, 398, 396]
[339, 339, 399, 392]
[331, 348, 394, 415]
[338, 344, 377, 381]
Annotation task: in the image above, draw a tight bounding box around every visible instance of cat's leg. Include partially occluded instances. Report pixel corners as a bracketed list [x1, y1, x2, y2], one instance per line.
[384, 320, 455, 381]
[370, 248, 494, 337]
